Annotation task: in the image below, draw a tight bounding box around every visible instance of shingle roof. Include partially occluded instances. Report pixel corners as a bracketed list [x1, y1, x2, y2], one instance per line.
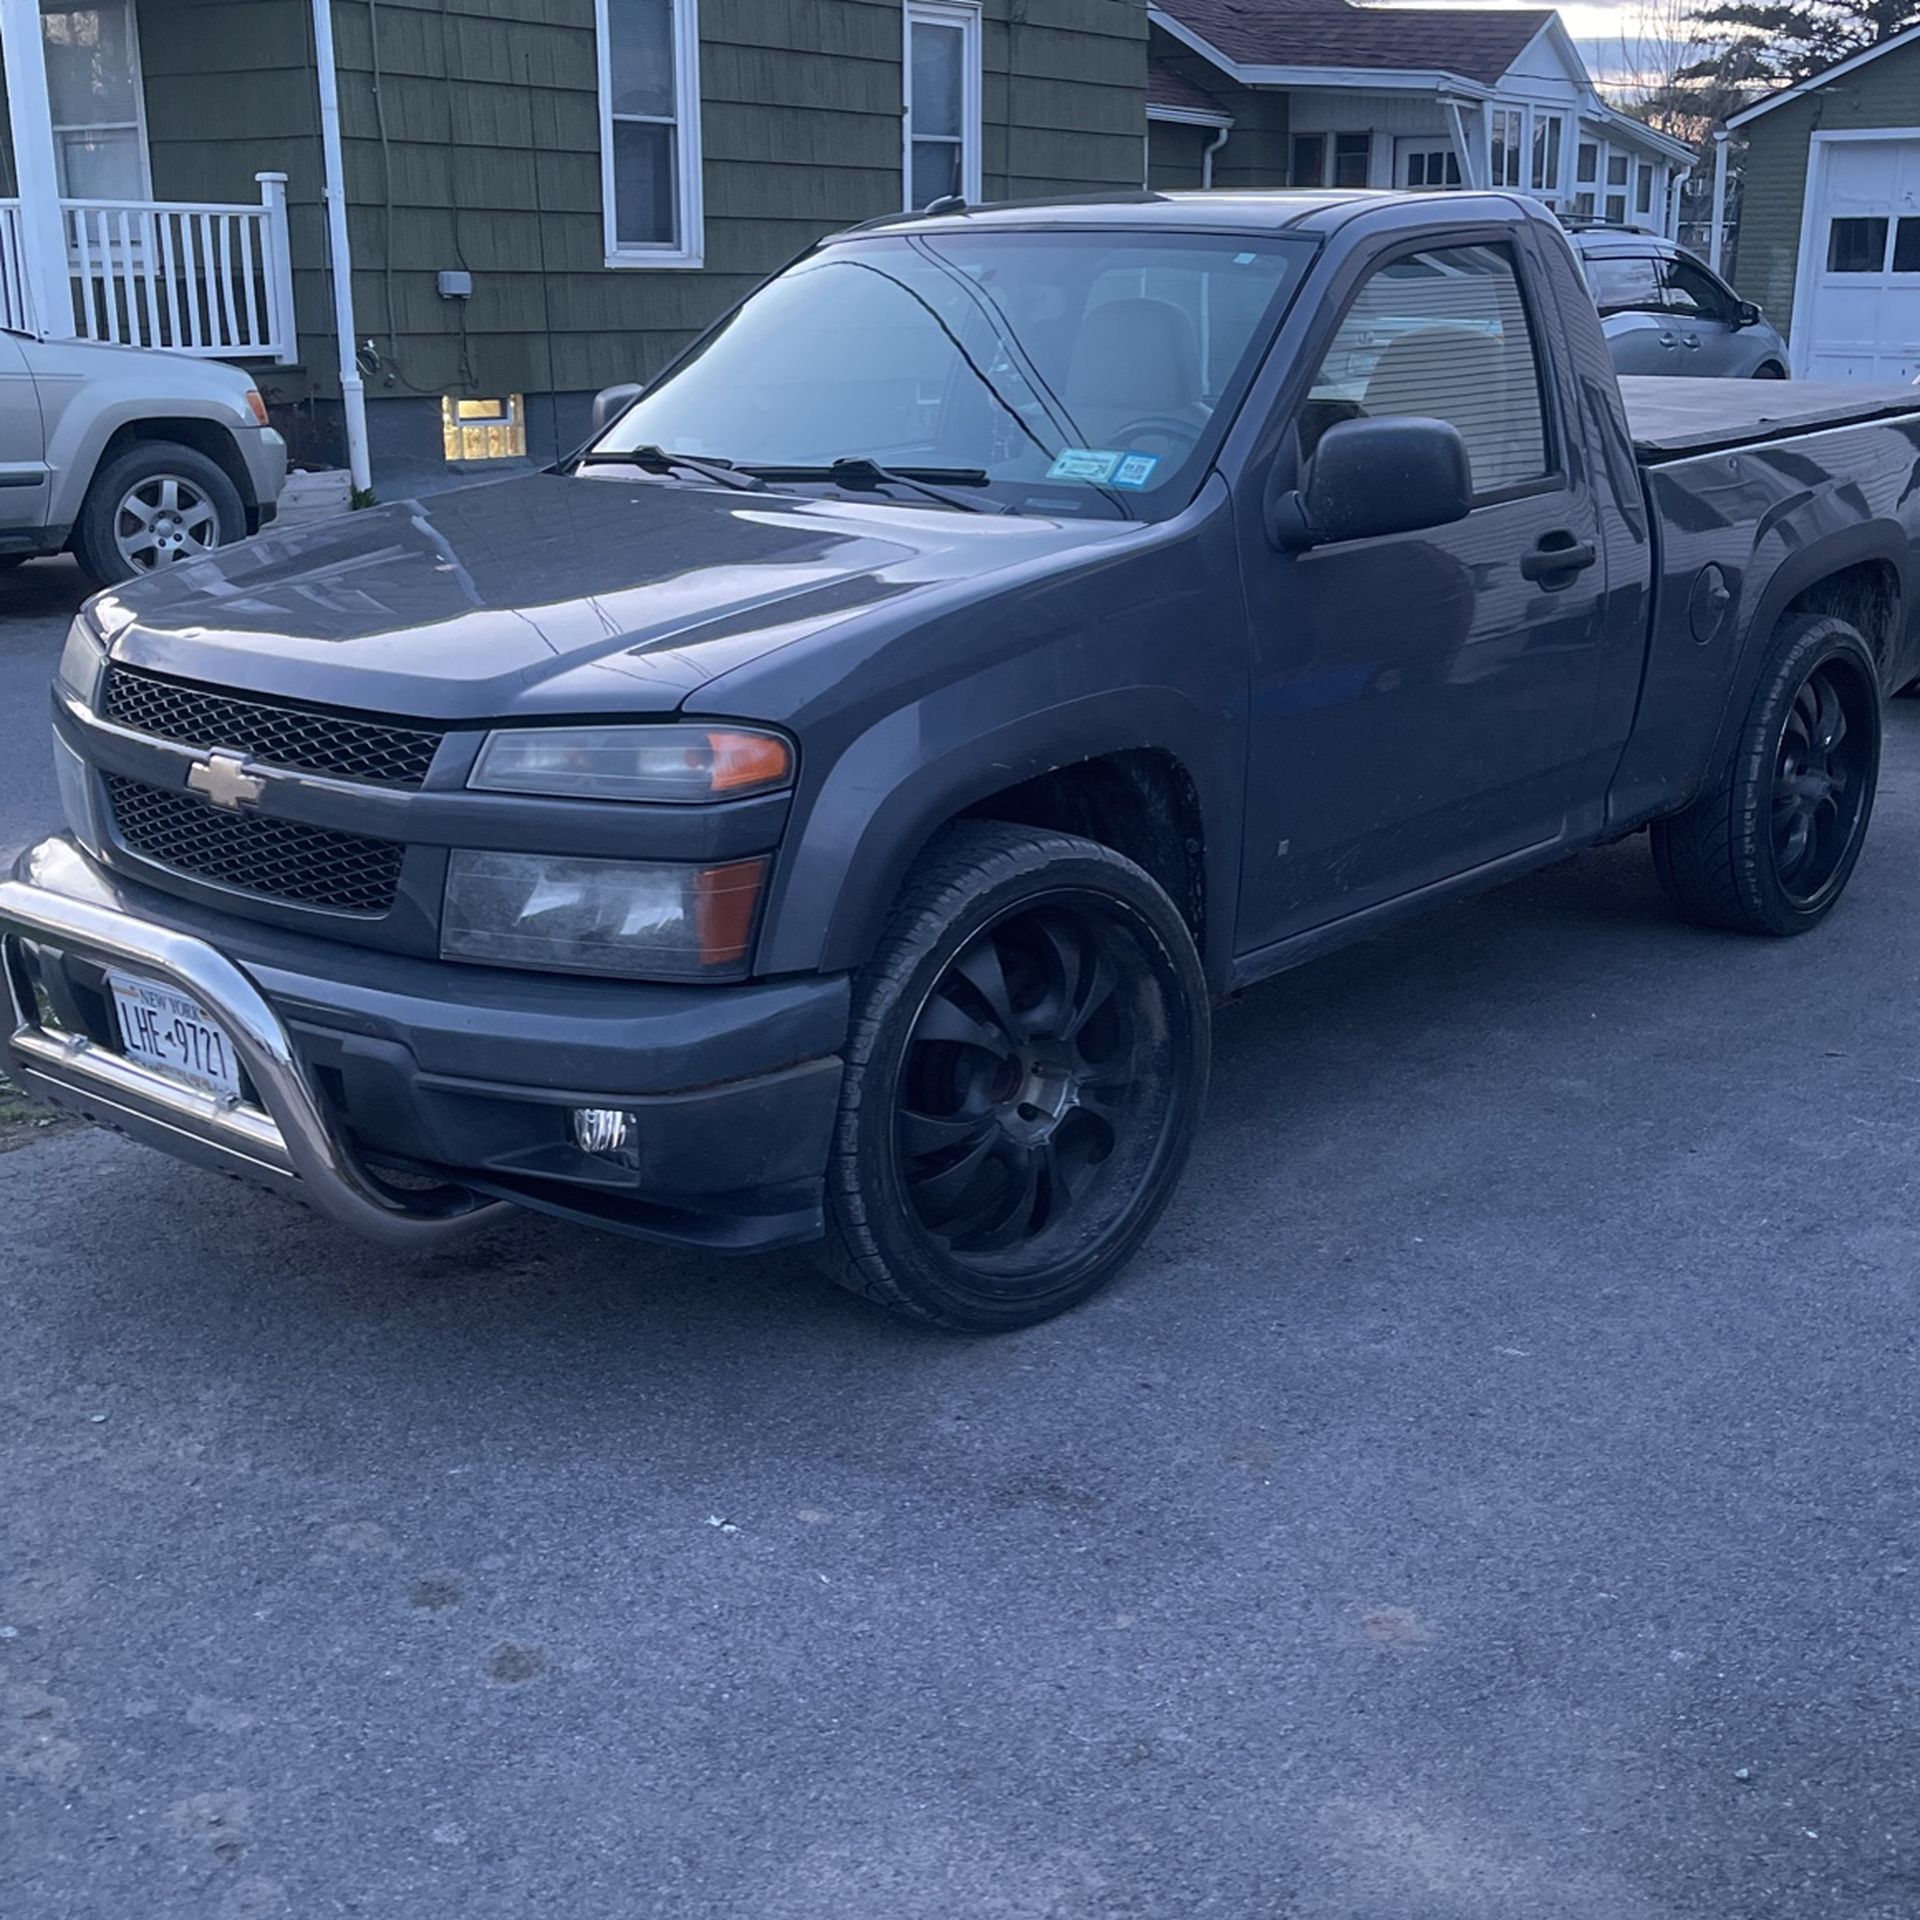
[1147, 59, 1232, 119]
[1155, 0, 1556, 86]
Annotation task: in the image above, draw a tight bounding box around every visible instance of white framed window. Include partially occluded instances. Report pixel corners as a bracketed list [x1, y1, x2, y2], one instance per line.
[39, 1, 153, 201]
[597, 0, 703, 269]
[905, 1, 982, 210]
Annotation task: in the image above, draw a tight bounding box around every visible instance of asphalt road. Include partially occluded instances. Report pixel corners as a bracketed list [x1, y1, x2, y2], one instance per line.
[3, 572, 1918, 1919]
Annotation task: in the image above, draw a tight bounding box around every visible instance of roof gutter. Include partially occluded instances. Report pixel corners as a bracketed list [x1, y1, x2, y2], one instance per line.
[310, 0, 372, 495]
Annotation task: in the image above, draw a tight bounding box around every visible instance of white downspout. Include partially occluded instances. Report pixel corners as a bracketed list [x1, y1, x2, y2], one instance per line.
[1668, 166, 1690, 243]
[1202, 124, 1229, 190]
[1709, 130, 1730, 273]
[0, 0, 74, 338]
[310, 0, 372, 494]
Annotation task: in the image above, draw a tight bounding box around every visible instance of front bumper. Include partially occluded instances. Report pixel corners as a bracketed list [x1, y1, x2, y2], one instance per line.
[1, 837, 849, 1252]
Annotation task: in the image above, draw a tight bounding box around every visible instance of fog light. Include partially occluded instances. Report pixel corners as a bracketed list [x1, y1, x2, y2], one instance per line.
[571, 1107, 638, 1166]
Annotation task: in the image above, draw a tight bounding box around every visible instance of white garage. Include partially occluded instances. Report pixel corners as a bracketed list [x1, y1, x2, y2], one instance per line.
[1792, 134, 1920, 381]
[1723, 27, 1920, 382]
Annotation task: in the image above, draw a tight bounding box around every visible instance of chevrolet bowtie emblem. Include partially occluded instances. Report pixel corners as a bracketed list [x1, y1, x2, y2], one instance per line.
[185, 752, 266, 811]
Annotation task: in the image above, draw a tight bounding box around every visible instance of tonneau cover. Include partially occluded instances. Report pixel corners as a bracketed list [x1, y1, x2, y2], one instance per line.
[1622, 376, 1920, 461]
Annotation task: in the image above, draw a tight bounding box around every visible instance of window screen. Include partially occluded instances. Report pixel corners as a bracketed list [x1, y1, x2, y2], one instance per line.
[1291, 134, 1326, 187]
[1305, 244, 1550, 497]
[1893, 218, 1920, 273]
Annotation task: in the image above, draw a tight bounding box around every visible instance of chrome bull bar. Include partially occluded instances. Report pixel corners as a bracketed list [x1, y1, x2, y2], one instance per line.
[0, 838, 505, 1246]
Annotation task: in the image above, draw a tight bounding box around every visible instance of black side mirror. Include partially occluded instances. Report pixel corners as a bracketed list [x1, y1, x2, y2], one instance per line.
[1268, 416, 1475, 551]
[590, 382, 645, 436]
[1732, 300, 1762, 331]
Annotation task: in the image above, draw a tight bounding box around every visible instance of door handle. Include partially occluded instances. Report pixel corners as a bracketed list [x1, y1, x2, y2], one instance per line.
[1519, 535, 1598, 582]
[1681, 334, 1701, 348]
[1659, 331, 1677, 347]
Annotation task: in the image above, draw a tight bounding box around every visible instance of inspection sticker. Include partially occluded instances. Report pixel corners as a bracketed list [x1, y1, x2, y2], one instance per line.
[1112, 453, 1161, 489]
[1046, 448, 1122, 483]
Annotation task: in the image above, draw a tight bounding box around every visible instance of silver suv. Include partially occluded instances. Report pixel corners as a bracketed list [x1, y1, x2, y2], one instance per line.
[0, 332, 287, 586]
[1567, 226, 1791, 381]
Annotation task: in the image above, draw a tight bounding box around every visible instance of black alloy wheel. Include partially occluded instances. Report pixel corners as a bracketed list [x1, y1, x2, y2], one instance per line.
[1770, 660, 1873, 914]
[899, 898, 1159, 1264]
[1651, 613, 1881, 935]
[820, 822, 1209, 1330]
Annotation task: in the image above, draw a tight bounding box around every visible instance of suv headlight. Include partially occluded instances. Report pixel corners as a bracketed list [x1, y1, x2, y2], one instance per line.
[468, 724, 793, 803]
[55, 617, 107, 706]
[441, 850, 766, 980]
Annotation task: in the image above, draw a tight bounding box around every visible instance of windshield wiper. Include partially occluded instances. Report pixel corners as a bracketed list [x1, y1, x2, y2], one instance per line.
[576, 445, 767, 492]
[740, 457, 1006, 514]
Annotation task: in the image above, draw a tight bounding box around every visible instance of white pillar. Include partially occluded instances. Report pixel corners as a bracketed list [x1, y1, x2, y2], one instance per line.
[1709, 131, 1730, 272]
[0, 0, 74, 338]
[310, 0, 372, 494]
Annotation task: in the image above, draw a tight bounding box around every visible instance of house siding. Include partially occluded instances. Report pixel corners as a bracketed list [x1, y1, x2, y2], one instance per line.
[1146, 119, 1210, 189]
[1733, 40, 1920, 339]
[1144, 34, 1285, 189]
[126, 0, 1144, 465]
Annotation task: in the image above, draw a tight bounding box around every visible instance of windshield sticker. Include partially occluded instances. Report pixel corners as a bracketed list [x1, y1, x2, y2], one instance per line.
[1047, 448, 1123, 483]
[1112, 453, 1161, 489]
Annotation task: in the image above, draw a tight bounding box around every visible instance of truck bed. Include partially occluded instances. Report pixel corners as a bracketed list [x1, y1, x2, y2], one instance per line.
[1622, 377, 1920, 462]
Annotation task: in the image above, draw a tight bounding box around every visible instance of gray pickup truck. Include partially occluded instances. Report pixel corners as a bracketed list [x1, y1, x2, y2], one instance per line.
[5, 191, 1918, 1330]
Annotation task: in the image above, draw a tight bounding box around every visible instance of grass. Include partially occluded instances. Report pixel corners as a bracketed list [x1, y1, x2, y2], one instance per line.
[0, 1063, 76, 1151]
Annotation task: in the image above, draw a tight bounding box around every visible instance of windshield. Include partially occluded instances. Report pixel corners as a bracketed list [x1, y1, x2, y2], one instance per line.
[587, 228, 1312, 516]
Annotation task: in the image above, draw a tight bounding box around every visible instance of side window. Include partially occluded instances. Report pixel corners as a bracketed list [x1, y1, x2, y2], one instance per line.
[1585, 254, 1663, 316]
[1304, 242, 1550, 498]
[1662, 256, 1730, 322]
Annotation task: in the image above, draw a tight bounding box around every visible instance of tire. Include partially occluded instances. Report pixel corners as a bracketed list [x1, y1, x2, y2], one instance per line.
[71, 441, 246, 587]
[1650, 613, 1881, 936]
[1753, 363, 1787, 379]
[817, 821, 1210, 1332]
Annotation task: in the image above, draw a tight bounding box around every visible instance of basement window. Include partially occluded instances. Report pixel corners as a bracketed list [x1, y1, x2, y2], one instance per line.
[443, 395, 527, 463]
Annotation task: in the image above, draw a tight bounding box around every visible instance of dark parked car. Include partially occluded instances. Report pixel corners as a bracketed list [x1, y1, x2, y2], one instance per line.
[1568, 223, 1791, 378]
[6, 191, 1918, 1330]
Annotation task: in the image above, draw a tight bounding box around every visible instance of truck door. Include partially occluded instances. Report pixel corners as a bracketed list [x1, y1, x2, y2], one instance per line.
[1235, 234, 1609, 956]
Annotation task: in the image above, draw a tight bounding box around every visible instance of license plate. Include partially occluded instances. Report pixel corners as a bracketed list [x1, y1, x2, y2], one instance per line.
[108, 971, 242, 1101]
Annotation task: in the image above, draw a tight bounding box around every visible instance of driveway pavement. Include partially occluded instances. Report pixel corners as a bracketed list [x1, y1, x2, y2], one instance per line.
[2, 580, 1917, 1919]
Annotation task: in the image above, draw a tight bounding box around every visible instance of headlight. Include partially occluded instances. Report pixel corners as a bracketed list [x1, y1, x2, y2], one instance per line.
[469, 724, 793, 803]
[441, 850, 766, 980]
[55, 617, 106, 705]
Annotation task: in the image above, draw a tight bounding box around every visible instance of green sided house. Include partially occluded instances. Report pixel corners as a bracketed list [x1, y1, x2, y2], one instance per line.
[1721, 23, 1920, 381]
[0, 0, 1691, 493]
[0, 0, 1152, 486]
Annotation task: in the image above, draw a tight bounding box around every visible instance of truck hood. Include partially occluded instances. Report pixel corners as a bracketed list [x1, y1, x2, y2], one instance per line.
[92, 470, 1126, 721]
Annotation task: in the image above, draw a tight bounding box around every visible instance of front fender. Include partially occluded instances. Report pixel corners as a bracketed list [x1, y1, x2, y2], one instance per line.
[758, 680, 1239, 982]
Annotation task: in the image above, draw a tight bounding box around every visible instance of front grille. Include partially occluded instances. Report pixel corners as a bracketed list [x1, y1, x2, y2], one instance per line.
[103, 664, 443, 788]
[105, 775, 404, 915]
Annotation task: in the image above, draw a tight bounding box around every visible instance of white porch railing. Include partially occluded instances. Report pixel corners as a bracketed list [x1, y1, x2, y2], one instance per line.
[0, 173, 295, 364]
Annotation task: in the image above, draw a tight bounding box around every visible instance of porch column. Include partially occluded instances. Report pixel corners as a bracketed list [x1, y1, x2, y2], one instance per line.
[1709, 132, 1730, 271]
[0, 0, 74, 338]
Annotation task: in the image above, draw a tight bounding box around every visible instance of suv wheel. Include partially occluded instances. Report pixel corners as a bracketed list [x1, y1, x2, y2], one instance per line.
[818, 822, 1210, 1331]
[72, 442, 246, 586]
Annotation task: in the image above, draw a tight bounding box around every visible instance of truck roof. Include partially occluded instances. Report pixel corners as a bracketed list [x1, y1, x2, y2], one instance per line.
[842, 188, 1543, 242]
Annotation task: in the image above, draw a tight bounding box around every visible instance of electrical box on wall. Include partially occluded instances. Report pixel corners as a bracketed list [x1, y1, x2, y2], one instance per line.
[436, 270, 473, 301]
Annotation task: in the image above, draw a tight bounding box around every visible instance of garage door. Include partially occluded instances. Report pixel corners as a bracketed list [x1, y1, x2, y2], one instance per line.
[1796, 135, 1920, 380]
